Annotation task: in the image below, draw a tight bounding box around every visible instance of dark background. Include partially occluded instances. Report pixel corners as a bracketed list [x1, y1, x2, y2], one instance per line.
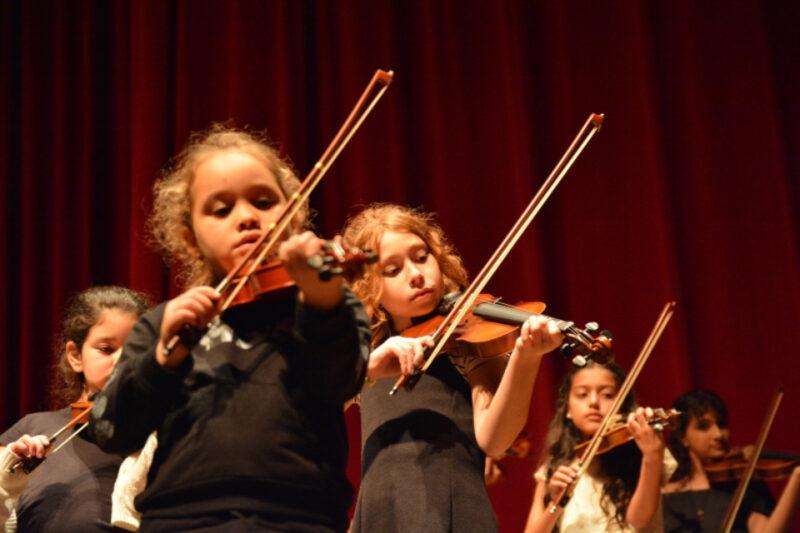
[2, 2, 799, 531]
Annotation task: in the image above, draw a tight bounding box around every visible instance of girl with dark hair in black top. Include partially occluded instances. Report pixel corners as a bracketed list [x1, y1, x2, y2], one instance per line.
[662, 389, 800, 532]
[1, 286, 150, 532]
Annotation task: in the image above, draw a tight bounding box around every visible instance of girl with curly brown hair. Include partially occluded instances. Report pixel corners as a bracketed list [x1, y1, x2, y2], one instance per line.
[342, 203, 563, 532]
[87, 125, 370, 532]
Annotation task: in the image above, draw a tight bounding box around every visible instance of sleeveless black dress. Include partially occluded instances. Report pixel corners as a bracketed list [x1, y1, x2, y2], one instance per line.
[352, 355, 497, 532]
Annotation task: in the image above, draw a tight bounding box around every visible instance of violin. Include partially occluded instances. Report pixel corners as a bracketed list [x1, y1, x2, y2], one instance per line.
[165, 69, 393, 358]
[548, 301, 676, 514]
[389, 113, 605, 395]
[402, 293, 613, 364]
[224, 242, 377, 307]
[7, 401, 93, 474]
[573, 408, 680, 456]
[705, 446, 800, 483]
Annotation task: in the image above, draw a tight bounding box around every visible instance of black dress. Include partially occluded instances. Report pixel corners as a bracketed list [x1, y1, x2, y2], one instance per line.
[663, 480, 775, 532]
[352, 355, 497, 533]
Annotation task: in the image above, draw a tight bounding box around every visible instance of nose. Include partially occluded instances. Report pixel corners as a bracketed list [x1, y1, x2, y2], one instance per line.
[235, 202, 261, 231]
[588, 392, 600, 408]
[407, 261, 424, 288]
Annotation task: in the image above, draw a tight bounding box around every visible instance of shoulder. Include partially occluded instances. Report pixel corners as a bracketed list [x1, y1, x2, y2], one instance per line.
[662, 447, 678, 481]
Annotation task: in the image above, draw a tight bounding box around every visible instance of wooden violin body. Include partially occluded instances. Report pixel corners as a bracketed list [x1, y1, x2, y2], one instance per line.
[401, 294, 547, 358]
[705, 447, 800, 483]
[573, 408, 680, 456]
[401, 293, 612, 363]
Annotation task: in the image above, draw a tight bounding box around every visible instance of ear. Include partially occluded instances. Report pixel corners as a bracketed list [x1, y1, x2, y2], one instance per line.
[66, 341, 83, 373]
[181, 227, 200, 255]
[565, 410, 573, 420]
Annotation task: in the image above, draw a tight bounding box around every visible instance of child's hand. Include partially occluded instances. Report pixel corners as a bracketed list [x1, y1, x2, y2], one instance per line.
[279, 231, 343, 310]
[548, 463, 579, 503]
[515, 315, 563, 357]
[628, 406, 665, 460]
[157, 286, 220, 367]
[7, 434, 50, 459]
[369, 335, 434, 379]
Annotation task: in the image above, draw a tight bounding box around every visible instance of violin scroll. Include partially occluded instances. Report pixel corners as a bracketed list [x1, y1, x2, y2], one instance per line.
[561, 322, 614, 367]
[307, 241, 377, 282]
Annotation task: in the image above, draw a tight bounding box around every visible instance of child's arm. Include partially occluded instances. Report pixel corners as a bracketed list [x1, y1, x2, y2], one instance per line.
[625, 407, 666, 529]
[281, 232, 371, 402]
[279, 231, 345, 312]
[88, 300, 204, 454]
[367, 335, 433, 380]
[1, 441, 44, 524]
[524, 466, 577, 533]
[0, 420, 52, 522]
[750, 465, 800, 532]
[469, 316, 562, 457]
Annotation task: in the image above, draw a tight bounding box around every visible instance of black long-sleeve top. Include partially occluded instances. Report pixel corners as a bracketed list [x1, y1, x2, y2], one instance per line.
[87, 289, 370, 530]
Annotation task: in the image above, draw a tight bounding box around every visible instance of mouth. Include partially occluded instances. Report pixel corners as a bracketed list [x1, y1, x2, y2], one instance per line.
[233, 233, 262, 253]
[585, 413, 604, 422]
[410, 288, 434, 302]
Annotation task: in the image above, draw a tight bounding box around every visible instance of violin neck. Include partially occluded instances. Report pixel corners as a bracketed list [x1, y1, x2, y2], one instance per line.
[472, 301, 572, 330]
[761, 449, 800, 462]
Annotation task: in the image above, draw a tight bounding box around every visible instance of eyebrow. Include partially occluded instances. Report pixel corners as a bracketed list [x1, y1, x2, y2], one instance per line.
[93, 336, 122, 343]
[380, 243, 427, 264]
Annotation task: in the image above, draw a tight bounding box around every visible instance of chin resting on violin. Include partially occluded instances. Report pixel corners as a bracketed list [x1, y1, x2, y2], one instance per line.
[662, 389, 800, 532]
[0, 286, 149, 532]
[86, 125, 372, 532]
[342, 204, 564, 533]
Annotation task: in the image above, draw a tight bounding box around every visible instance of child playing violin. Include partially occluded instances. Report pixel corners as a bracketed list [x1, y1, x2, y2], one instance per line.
[662, 389, 800, 532]
[87, 125, 370, 532]
[0, 286, 150, 532]
[525, 361, 674, 533]
[341, 203, 563, 532]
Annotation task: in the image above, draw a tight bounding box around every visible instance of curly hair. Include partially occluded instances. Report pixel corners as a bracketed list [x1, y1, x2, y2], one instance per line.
[51, 286, 151, 407]
[341, 204, 467, 346]
[668, 389, 729, 483]
[538, 362, 639, 528]
[148, 124, 306, 288]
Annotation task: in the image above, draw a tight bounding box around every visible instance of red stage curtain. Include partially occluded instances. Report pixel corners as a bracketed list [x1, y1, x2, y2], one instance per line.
[2, 2, 798, 531]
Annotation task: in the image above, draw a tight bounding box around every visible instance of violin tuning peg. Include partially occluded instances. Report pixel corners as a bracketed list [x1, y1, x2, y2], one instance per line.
[572, 355, 588, 367]
[318, 266, 333, 281]
[307, 255, 324, 269]
[653, 422, 665, 433]
[322, 256, 336, 265]
[584, 321, 599, 333]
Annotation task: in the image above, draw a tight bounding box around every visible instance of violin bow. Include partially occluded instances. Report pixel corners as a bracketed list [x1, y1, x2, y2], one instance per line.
[6, 403, 94, 474]
[165, 69, 394, 357]
[547, 301, 676, 514]
[390, 113, 604, 395]
[720, 388, 784, 533]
